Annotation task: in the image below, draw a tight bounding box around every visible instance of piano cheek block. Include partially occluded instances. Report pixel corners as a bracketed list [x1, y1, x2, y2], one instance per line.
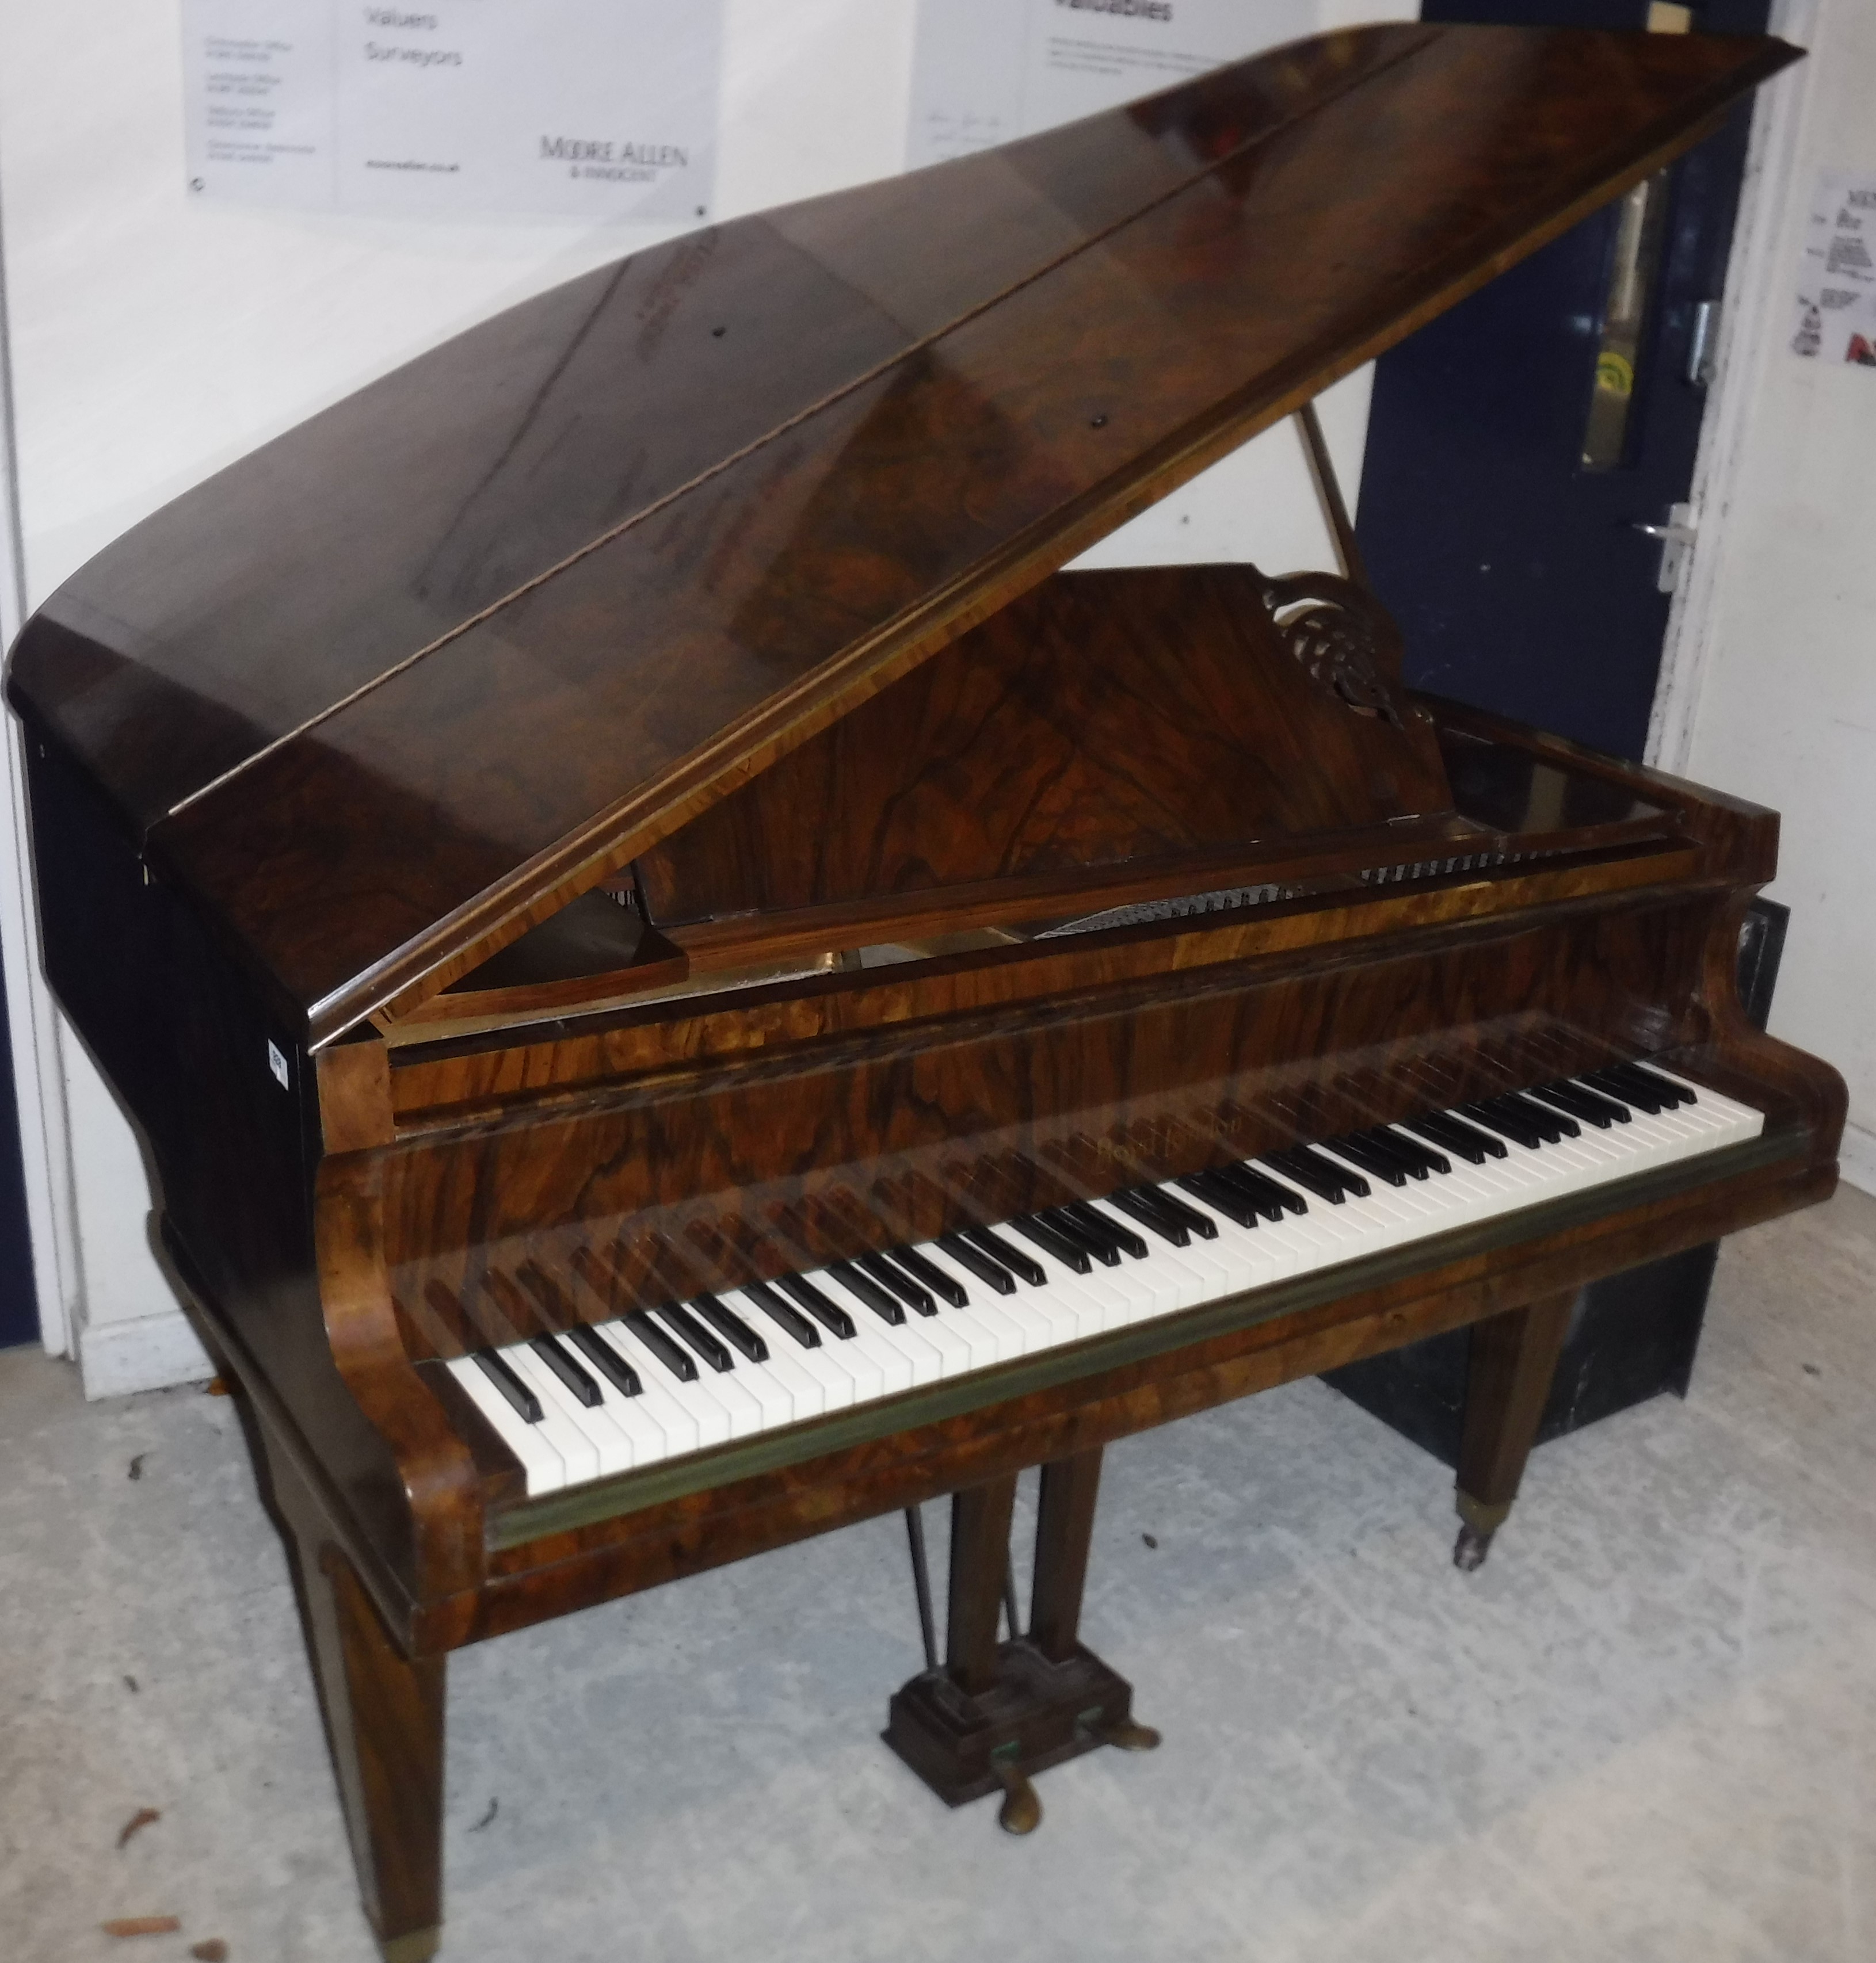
[13, 18, 1825, 1950]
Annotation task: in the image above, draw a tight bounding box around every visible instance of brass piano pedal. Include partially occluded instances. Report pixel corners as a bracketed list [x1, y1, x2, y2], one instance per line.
[1096, 1714, 1162, 1752]
[993, 1755, 1042, 1835]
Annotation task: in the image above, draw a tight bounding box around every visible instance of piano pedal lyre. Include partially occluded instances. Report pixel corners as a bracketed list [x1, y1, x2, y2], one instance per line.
[885, 1449, 1158, 1832]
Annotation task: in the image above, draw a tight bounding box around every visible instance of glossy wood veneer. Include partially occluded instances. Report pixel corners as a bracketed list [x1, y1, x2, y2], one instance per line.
[7, 29, 1795, 1045]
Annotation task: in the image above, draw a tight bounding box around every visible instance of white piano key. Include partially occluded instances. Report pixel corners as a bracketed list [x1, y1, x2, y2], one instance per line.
[447, 1353, 570, 1497]
[713, 1292, 827, 1423]
[1083, 1200, 1207, 1313]
[914, 1244, 1033, 1361]
[500, 1346, 604, 1485]
[593, 1320, 717, 1454]
[818, 1272, 945, 1389]
[508, 1342, 640, 1480]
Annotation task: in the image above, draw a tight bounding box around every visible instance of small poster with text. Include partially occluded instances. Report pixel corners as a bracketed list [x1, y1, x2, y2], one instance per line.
[1790, 170, 1876, 368]
[182, 0, 723, 220]
[907, 0, 1314, 168]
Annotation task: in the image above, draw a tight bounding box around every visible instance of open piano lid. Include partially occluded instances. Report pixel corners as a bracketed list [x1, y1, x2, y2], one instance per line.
[5, 22, 1797, 1047]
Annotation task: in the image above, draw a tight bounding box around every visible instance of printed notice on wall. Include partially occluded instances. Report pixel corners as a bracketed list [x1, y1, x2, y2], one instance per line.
[908, 0, 1313, 168]
[1790, 170, 1876, 367]
[182, 1, 723, 219]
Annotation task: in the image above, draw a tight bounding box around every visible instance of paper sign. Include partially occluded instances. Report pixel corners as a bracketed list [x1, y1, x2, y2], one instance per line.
[908, 0, 1314, 167]
[183, 0, 723, 220]
[1790, 170, 1876, 368]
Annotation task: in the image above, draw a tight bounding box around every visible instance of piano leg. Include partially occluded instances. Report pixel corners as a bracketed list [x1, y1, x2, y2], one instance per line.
[883, 1451, 1155, 1831]
[260, 1427, 445, 1962]
[1452, 1290, 1576, 1572]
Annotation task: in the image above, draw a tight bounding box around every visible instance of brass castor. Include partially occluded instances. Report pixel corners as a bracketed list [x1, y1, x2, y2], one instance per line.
[1453, 1522, 1495, 1571]
[378, 1928, 441, 1963]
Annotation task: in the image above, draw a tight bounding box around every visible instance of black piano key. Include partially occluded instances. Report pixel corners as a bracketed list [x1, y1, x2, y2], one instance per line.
[474, 1347, 543, 1423]
[1580, 1065, 1666, 1114]
[959, 1225, 1047, 1289]
[626, 1310, 700, 1382]
[1223, 1165, 1306, 1218]
[692, 1293, 769, 1363]
[1371, 1126, 1450, 1177]
[1404, 1112, 1504, 1162]
[654, 1302, 734, 1373]
[1138, 1183, 1222, 1237]
[1261, 1147, 1366, 1203]
[1560, 1076, 1631, 1124]
[1459, 1098, 1546, 1150]
[1038, 1207, 1122, 1267]
[890, 1244, 968, 1307]
[829, 1259, 907, 1325]
[776, 1273, 857, 1339]
[1503, 1091, 1578, 1141]
[939, 1231, 1019, 1294]
[1297, 1144, 1370, 1198]
[1193, 1162, 1280, 1219]
[1063, 1200, 1149, 1261]
[1530, 1081, 1627, 1129]
[1616, 1061, 1697, 1107]
[567, 1323, 642, 1396]
[742, 1280, 821, 1347]
[1132, 1183, 1220, 1239]
[531, 1332, 601, 1407]
[1011, 1215, 1092, 1275]
[1176, 1172, 1261, 1229]
[1321, 1135, 1409, 1186]
[1104, 1187, 1188, 1247]
[857, 1250, 936, 1317]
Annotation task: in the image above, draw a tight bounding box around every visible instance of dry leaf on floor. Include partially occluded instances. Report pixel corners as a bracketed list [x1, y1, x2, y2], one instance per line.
[205, 1377, 230, 1396]
[190, 1941, 230, 1961]
[116, 1807, 160, 1849]
[127, 1455, 146, 1481]
[101, 1917, 181, 1938]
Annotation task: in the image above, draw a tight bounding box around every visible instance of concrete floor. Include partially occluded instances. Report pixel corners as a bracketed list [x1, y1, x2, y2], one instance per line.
[3, 1189, 1874, 1963]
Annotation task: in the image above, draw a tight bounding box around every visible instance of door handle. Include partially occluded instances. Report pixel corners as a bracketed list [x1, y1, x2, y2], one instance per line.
[1686, 300, 1719, 388]
[1631, 502, 1697, 594]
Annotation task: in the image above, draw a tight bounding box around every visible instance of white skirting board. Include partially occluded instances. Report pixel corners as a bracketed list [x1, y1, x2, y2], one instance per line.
[77, 1307, 213, 1401]
[1837, 1121, 1876, 1203]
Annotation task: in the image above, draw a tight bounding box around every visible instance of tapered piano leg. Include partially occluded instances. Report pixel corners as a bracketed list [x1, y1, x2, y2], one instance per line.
[1032, 1451, 1161, 1756]
[1452, 1290, 1576, 1571]
[884, 1451, 1153, 1828]
[260, 1430, 445, 1962]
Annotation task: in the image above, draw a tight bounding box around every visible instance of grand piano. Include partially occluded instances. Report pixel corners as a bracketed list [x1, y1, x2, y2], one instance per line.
[6, 22, 1839, 1960]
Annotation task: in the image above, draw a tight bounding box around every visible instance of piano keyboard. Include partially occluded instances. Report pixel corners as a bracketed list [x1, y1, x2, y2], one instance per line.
[447, 1065, 1763, 1499]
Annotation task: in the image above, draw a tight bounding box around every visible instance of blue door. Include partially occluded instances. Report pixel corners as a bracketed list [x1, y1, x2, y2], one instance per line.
[1356, 0, 1771, 759]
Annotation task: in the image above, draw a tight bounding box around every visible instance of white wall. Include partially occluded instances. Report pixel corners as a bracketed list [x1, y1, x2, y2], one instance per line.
[1669, 0, 1876, 1193]
[0, 0, 1385, 1392]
